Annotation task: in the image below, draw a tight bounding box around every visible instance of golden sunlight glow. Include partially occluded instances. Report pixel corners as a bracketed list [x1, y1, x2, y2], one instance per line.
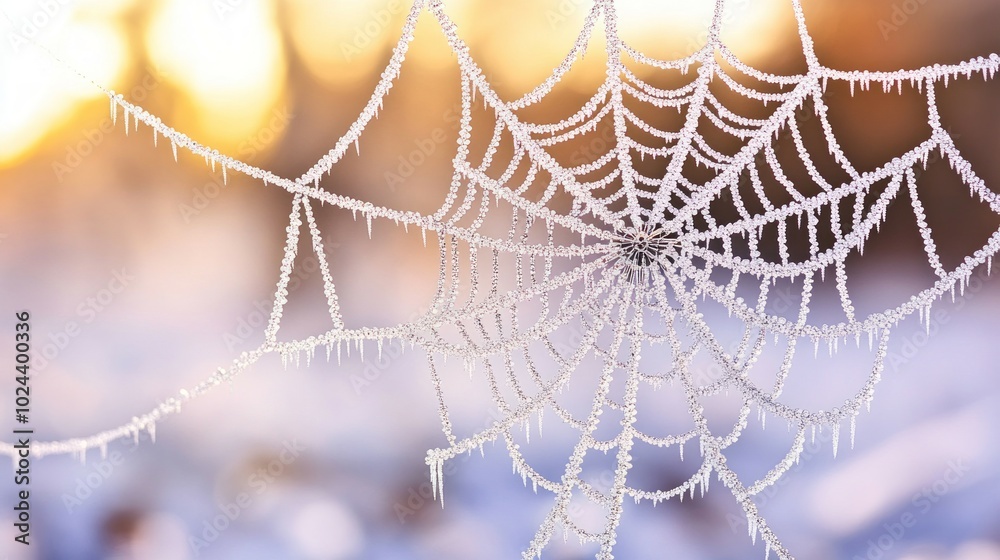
[616, 0, 789, 60]
[407, 10, 464, 72]
[0, 14, 128, 165]
[384, 0, 790, 100]
[145, 0, 286, 150]
[440, 0, 608, 97]
[286, 0, 409, 88]
[61, 21, 130, 97]
[0, 0, 792, 168]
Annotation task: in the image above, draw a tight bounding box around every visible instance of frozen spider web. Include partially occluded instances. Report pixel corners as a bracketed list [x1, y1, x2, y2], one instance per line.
[4, 0, 1000, 558]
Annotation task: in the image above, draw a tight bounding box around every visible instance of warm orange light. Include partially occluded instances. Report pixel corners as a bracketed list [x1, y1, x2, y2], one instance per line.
[617, 0, 789, 61]
[0, 10, 129, 165]
[286, 0, 408, 88]
[0, 0, 791, 168]
[144, 0, 287, 152]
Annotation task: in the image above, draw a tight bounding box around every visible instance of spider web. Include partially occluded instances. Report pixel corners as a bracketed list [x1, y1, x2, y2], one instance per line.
[3, 0, 1000, 558]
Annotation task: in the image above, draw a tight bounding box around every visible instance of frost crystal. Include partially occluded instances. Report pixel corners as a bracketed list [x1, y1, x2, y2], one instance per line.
[3, 1, 999, 558]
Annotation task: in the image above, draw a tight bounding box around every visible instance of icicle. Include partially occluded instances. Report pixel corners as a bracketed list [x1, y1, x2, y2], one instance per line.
[430, 458, 438, 499]
[850, 416, 857, 450]
[171, 140, 178, 162]
[437, 459, 446, 507]
[832, 424, 840, 458]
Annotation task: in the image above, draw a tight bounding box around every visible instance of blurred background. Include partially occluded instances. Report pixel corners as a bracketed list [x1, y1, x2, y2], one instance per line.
[2, 0, 1000, 558]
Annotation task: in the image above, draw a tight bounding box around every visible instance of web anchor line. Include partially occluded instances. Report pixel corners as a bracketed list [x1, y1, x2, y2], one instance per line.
[3, 0, 1000, 558]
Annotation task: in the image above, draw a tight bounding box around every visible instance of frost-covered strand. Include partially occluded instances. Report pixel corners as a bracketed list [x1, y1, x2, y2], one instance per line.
[523, 84, 612, 135]
[428, 1, 628, 231]
[819, 55, 1000, 89]
[0, 347, 268, 460]
[594, 304, 645, 560]
[278, 255, 615, 364]
[677, 222, 1000, 343]
[522, 280, 635, 559]
[106, 90, 612, 254]
[294, 0, 424, 186]
[673, 274, 893, 434]
[301, 198, 347, 330]
[426, 274, 622, 465]
[3, 249, 611, 462]
[506, 0, 602, 111]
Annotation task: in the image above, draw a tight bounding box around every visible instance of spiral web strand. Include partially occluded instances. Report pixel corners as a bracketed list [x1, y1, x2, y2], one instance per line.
[3, 1, 1000, 557]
